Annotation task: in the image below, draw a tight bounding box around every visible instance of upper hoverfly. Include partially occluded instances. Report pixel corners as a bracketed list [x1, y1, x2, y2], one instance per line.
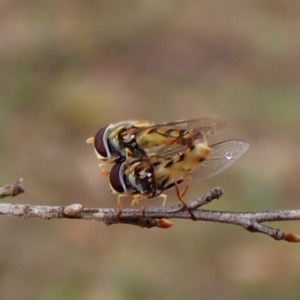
[109, 130, 249, 219]
[86, 117, 228, 175]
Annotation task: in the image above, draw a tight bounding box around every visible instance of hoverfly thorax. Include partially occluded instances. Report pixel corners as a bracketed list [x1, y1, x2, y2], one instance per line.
[129, 161, 156, 197]
[118, 130, 147, 159]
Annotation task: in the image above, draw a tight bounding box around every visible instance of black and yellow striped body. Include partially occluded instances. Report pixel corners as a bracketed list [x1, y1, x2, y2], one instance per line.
[153, 141, 211, 190]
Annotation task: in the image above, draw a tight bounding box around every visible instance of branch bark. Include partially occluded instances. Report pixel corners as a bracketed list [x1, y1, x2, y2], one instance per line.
[1, 179, 300, 243]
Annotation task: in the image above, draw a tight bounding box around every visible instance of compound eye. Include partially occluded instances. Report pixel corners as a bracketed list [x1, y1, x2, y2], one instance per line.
[109, 163, 125, 193]
[94, 126, 108, 157]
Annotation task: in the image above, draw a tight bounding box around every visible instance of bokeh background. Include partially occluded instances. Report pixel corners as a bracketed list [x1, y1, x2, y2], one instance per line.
[1, 1, 300, 299]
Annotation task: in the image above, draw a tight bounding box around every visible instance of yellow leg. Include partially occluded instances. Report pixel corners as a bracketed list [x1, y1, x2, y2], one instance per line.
[98, 161, 115, 177]
[175, 178, 196, 220]
[124, 148, 133, 169]
[179, 175, 192, 198]
[158, 194, 167, 207]
[117, 195, 125, 210]
[117, 194, 128, 217]
[131, 195, 143, 208]
[131, 195, 146, 218]
[98, 164, 109, 177]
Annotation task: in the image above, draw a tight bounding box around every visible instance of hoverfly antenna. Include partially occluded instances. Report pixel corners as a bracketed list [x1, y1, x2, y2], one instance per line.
[94, 126, 109, 158]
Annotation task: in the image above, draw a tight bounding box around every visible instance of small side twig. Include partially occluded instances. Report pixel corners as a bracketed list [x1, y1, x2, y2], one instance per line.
[0, 178, 25, 199]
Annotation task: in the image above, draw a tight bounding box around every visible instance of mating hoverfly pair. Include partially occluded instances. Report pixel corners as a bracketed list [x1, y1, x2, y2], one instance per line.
[86, 118, 249, 219]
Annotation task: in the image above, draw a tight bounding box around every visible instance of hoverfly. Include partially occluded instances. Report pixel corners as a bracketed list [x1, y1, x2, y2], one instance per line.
[109, 135, 249, 219]
[86, 117, 227, 175]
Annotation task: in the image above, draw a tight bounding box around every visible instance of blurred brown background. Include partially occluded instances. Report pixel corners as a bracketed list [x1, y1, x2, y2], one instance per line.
[1, 1, 300, 299]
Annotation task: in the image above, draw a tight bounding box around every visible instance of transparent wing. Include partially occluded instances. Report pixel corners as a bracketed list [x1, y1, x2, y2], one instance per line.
[147, 143, 190, 161]
[154, 117, 228, 131]
[190, 139, 249, 181]
[123, 117, 228, 137]
[131, 142, 193, 172]
[129, 139, 248, 181]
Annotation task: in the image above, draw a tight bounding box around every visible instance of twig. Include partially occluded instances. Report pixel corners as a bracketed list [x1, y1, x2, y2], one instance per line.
[0, 178, 25, 199]
[0, 182, 300, 242]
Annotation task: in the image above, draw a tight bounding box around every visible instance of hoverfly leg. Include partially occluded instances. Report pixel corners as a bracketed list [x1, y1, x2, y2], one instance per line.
[116, 195, 125, 218]
[99, 168, 110, 177]
[131, 195, 145, 218]
[174, 179, 196, 221]
[179, 175, 192, 198]
[159, 194, 168, 207]
[124, 148, 132, 169]
[98, 161, 115, 177]
[100, 170, 110, 176]
[98, 164, 109, 177]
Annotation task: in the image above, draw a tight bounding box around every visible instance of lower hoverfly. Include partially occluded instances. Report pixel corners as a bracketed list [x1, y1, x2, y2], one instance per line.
[86, 118, 227, 175]
[109, 135, 249, 219]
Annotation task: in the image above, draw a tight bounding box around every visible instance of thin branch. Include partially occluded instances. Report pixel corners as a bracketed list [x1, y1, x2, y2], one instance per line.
[1, 179, 300, 242]
[0, 178, 25, 199]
